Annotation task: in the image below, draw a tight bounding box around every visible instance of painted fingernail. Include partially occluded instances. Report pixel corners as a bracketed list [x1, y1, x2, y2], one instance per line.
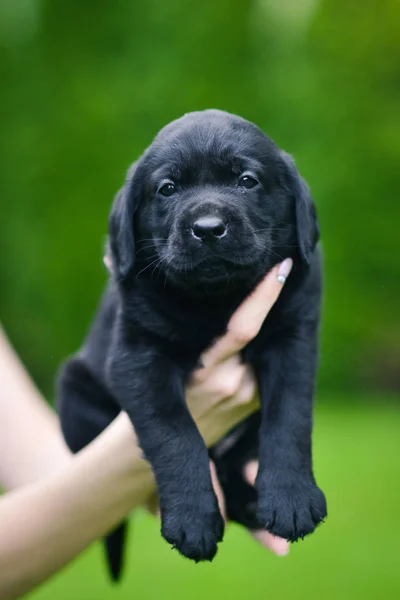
[277, 258, 293, 284]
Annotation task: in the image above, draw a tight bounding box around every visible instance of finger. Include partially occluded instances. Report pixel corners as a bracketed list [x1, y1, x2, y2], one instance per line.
[251, 530, 289, 556]
[234, 367, 257, 406]
[145, 492, 160, 517]
[220, 396, 259, 439]
[227, 258, 293, 351]
[216, 374, 259, 431]
[243, 460, 289, 555]
[190, 355, 245, 401]
[244, 460, 259, 486]
[201, 259, 292, 368]
[209, 461, 227, 521]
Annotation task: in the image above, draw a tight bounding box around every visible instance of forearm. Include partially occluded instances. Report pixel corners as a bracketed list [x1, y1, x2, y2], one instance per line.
[0, 326, 71, 488]
[0, 412, 155, 599]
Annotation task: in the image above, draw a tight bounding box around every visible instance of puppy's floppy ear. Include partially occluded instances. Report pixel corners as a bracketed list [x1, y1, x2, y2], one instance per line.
[280, 151, 320, 265]
[108, 161, 142, 280]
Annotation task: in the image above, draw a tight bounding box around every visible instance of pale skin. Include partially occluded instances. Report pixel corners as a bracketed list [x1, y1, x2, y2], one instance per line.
[0, 260, 291, 599]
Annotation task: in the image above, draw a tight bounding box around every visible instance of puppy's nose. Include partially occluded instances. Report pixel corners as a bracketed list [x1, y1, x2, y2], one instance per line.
[191, 216, 227, 242]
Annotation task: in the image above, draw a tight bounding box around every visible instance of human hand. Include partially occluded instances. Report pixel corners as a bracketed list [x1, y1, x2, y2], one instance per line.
[186, 257, 292, 447]
[215, 460, 288, 556]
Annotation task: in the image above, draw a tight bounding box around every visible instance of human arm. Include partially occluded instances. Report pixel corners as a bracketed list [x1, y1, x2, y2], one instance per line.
[0, 259, 290, 598]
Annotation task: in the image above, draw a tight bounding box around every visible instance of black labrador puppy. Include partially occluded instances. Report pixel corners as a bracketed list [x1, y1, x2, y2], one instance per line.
[58, 109, 327, 579]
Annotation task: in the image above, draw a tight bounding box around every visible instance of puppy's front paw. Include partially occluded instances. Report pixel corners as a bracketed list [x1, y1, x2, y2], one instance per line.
[161, 492, 224, 562]
[256, 472, 327, 542]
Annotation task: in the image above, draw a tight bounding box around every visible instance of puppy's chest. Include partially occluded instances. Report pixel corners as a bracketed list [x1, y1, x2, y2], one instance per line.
[130, 288, 237, 353]
[127, 283, 285, 371]
[163, 310, 278, 374]
[161, 311, 231, 360]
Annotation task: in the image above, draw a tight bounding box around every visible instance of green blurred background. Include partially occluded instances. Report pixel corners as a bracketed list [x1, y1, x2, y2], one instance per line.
[1, 0, 399, 598]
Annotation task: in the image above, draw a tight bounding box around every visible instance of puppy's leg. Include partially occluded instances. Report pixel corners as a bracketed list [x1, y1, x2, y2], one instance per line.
[58, 356, 119, 452]
[253, 324, 327, 542]
[107, 345, 224, 562]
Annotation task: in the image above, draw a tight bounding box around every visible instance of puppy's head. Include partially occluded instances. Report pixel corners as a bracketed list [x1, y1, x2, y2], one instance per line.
[109, 110, 319, 292]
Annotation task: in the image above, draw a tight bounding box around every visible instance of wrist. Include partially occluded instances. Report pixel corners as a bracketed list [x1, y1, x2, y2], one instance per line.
[97, 412, 156, 507]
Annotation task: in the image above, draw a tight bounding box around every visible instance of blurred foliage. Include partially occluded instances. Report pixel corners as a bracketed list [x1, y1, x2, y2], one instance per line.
[1, 0, 399, 397]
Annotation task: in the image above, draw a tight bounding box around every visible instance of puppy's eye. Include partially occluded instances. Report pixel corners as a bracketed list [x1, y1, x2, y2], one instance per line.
[158, 182, 177, 197]
[238, 175, 259, 189]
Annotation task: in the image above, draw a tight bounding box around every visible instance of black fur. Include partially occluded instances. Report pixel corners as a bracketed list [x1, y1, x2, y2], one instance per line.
[58, 109, 327, 578]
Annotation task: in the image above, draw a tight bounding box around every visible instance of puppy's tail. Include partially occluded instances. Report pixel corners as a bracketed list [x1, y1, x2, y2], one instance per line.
[104, 521, 129, 582]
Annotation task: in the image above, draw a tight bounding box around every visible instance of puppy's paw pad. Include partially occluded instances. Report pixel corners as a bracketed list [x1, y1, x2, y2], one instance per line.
[161, 501, 224, 562]
[256, 474, 327, 542]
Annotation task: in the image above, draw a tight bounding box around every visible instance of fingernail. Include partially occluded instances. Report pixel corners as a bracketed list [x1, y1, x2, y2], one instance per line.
[277, 258, 293, 284]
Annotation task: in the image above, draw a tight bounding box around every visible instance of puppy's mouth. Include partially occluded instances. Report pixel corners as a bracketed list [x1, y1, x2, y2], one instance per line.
[159, 248, 266, 290]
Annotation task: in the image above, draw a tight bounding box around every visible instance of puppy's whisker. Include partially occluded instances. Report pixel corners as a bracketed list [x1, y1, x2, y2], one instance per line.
[252, 227, 291, 233]
[136, 253, 159, 264]
[136, 247, 156, 256]
[136, 257, 166, 278]
[136, 243, 167, 255]
[150, 258, 165, 279]
[162, 254, 175, 288]
[137, 238, 169, 243]
[266, 247, 285, 261]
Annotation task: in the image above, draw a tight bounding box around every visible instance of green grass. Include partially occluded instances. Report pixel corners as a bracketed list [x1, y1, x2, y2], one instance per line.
[29, 397, 400, 600]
